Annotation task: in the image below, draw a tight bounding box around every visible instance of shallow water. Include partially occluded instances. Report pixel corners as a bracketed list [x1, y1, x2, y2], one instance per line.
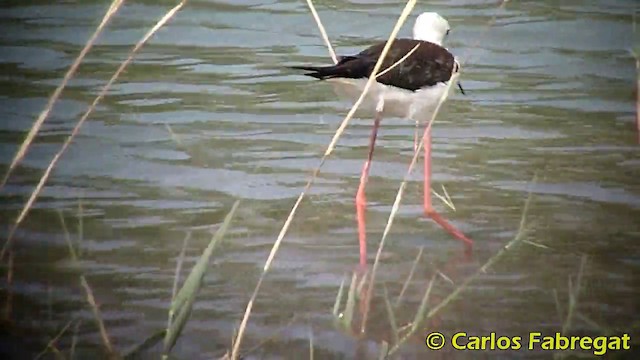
[0, 0, 639, 358]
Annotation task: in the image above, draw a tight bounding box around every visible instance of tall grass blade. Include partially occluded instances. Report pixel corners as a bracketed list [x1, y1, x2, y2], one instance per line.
[70, 320, 81, 360]
[172, 232, 191, 301]
[394, 246, 422, 308]
[375, 43, 420, 78]
[377, 341, 389, 360]
[164, 290, 197, 356]
[304, 0, 337, 64]
[342, 272, 358, 329]
[123, 329, 166, 360]
[169, 201, 239, 318]
[561, 255, 588, 335]
[34, 319, 75, 360]
[332, 274, 346, 317]
[0, 0, 125, 189]
[309, 327, 314, 360]
[59, 207, 115, 356]
[552, 289, 564, 324]
[240, 315, 298, 358]
[58, 210, 78, 262]
[163, 201, 240, 355]
[235, 3, 417, 355]
[80, 276, 115, 356]
[0, 1, 187, 262]
[382, 285, 399, 345]
[410, 274, 436, 333]
[576, 313, 611, 335]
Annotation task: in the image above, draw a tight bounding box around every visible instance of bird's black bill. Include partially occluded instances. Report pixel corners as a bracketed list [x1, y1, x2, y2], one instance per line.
[458, 82, 466, 95]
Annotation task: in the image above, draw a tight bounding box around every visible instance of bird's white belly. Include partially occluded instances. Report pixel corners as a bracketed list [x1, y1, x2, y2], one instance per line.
[327, 78, 451, 122]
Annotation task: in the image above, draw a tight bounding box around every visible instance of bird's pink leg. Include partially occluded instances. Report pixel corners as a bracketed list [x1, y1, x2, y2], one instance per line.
[423, 126, 474, 252]
[356, 110, 382, 267]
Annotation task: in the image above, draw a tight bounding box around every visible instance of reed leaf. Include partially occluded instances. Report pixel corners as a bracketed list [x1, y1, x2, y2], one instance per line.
[332, 274, 346, 317]
[163, 200, 240, 355]
[169, 201, 239, 318]
[123, 329, 166, 360]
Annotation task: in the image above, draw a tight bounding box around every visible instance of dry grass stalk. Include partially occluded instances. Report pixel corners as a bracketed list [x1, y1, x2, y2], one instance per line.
[552, 288, 564, 323]
[238, 314, 299, 358]
[171, 232, 191, 301]
[70, 320, 82, 360]
[0, 0, 125, 189]
[80, 276, 116, 355]
[305, 0, 337, 64]
[61, 201, 116, 357]
[309, 327, 314, 360]
[375, 43, 420, 78]
[394, 246, 423, 308]
[164, 231, 190, 349]
[432, 185, 456, 211]
[0, 1, 188, 262]
[552, 255, 589, 360]
[230, 2, 417, 358]
[34, 319, 76, 360]
[561, 255, 588, 335]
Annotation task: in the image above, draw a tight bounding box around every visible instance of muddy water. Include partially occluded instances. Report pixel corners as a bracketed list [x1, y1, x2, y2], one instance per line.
[0, 0, 638, 358]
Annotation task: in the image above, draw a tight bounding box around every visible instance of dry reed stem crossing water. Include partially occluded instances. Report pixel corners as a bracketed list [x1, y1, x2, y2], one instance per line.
[231, 2, 419, 357]
[290, 0, 556, 356]
[2, 0, 611, 357]
[305, 0, 337, 65]
[0, 1, 188, 261]
[58, 205, 116, 357]
[33, 319, 75, 360]
[231, 0, 529, 356]
[0, 0, 125, 190]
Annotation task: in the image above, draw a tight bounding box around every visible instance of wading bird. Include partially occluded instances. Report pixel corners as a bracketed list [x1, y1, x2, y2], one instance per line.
[290, 12, 473, 266]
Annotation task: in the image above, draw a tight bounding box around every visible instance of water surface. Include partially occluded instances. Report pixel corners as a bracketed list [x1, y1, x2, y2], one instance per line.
[0, 0, 638, 358]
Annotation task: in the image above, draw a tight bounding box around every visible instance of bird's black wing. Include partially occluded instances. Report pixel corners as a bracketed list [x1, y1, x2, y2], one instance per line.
[290, 38, 457, 92]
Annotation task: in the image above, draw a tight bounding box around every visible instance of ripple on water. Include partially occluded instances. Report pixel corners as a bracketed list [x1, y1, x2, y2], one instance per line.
[0, 1, 638, 358]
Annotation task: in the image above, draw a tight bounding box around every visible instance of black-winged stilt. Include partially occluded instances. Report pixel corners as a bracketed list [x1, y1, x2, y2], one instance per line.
[291, 12, 473, 266]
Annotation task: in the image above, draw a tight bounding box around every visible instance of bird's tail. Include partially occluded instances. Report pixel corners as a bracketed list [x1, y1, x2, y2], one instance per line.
[288, 65, 343, 80]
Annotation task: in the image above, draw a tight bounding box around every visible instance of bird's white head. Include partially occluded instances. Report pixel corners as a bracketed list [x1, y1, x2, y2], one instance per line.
[412, 12, 450, 46]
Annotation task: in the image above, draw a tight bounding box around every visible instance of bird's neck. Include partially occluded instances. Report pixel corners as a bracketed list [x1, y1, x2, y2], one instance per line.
[413, 32, 443, 46]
